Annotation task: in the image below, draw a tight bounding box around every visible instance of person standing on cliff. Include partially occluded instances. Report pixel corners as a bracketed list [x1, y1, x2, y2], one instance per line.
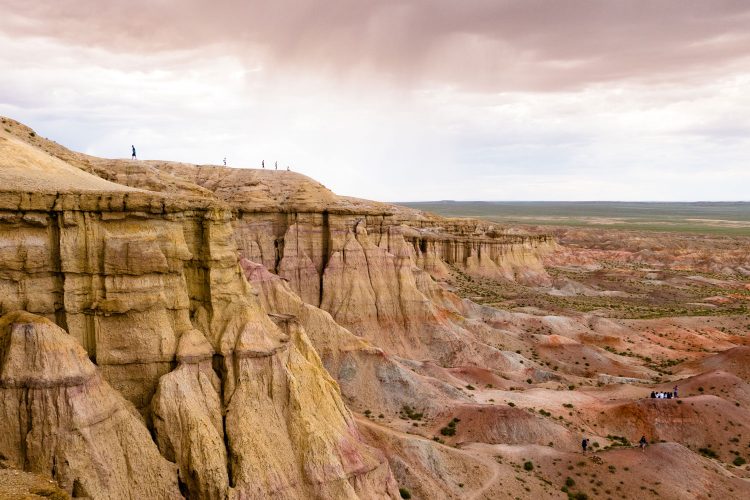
[262, 160, 265, 169]
[131, 145, 136, 160]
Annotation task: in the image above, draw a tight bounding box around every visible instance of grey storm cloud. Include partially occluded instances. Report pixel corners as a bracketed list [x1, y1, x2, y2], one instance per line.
[2, 0, 750, 91]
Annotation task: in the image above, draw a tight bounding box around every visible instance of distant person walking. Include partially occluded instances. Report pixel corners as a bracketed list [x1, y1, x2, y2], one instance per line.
[262, 160, 265, 169]
[286, 166, 290, 171]
[131, 145, 137, 160]
[223, 157, 226, 166]
[275, 161, 278, 170]
[673, 386, 678, 398]
[639, 435, 648, 452]
[581, 438, 589, 455]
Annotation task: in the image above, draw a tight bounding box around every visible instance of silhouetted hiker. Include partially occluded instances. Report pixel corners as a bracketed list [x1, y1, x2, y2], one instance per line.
[223, 157, 226, 166]
[286, 166, 289, 171]
[581, 438, 589, 454]
[650, 391, 656, 398]
[639, 435, 648, 451]
[262, 160, 265, 169]
[673, 386, 678, 398]
[131, 145, 136, 160]
[275, 161, 278, 170]
[667, 392, 672, 399]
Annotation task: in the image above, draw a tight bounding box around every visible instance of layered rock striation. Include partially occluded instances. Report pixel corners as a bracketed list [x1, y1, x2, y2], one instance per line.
[0, 120, 399, 498]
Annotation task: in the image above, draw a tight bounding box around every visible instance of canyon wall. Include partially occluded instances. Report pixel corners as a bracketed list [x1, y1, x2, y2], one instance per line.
[0, 118, 553, 499]
[0, 125, 398, 498]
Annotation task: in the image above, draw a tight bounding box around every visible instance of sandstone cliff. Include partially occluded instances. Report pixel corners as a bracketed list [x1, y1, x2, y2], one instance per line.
[0, 119, 399, 499]
[0, 116, 553, 499]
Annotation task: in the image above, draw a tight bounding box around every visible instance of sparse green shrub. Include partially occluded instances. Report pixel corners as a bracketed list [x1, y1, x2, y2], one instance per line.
[440, 418, 460, 437]
[440, 426, 456, 436]
[607, 435, 630, 447]
[465, 384, 475, 390]
[400, 405, 423, 420]
[698, 447, 718, 459]
[733, 456, 746, 466]
[399, 487, 411, 499]
[523, 461, 534, 471]
[565, 477, 575, 487]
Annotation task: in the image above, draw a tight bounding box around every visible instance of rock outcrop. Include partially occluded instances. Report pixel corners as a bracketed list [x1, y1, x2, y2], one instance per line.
[0, 120, 399, 499]
[0, 311, 180, 499]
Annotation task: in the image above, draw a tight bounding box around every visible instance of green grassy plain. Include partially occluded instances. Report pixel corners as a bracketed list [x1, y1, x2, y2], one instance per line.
[399, 201, 750, 236]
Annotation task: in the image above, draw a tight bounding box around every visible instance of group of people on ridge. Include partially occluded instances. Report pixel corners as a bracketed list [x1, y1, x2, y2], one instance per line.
[129, 147, 291, 171]
[651, 386, 678, 399]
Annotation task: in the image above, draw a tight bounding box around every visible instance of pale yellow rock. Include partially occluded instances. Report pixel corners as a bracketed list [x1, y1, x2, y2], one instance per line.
[0, 311, 181, 499]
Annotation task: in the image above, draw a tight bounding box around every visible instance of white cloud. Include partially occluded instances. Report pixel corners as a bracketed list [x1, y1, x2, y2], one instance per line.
[0, 24, 748, 202]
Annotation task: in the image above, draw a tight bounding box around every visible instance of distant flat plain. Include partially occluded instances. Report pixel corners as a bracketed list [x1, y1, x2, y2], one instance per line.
[398, 201, 750, 235]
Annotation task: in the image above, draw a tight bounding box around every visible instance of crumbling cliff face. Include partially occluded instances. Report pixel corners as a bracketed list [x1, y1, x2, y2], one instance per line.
[0, 311, 181, 499]
[0, 122, 399, 499]
[0, 117, 554, 499]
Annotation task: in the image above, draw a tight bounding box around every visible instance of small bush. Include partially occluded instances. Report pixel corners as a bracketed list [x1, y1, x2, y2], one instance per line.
[523, 461, 534, 471]
[508, 402, 516, 407]
[465, 385, 475, 390]
[565, 477, 575, 487]
[526, 378, 533, 384]
[399, 487, 411, 499]
[698, 447, 718, 459]
[400, 405, 423, 420]
[563, 403, 574, 408]
[733, 456, 746, 466]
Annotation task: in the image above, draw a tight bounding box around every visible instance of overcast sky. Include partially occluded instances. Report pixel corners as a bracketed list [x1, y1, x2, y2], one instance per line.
[1, 0, 749, 201]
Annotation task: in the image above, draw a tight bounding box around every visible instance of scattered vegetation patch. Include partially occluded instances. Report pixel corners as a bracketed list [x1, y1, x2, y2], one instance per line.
[399, 487, 412, 499]
[440, 417, 461, 436]
[607, 435, 631, 447]
[400, 405, 423, 421]
[698, 447, 718, 459]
